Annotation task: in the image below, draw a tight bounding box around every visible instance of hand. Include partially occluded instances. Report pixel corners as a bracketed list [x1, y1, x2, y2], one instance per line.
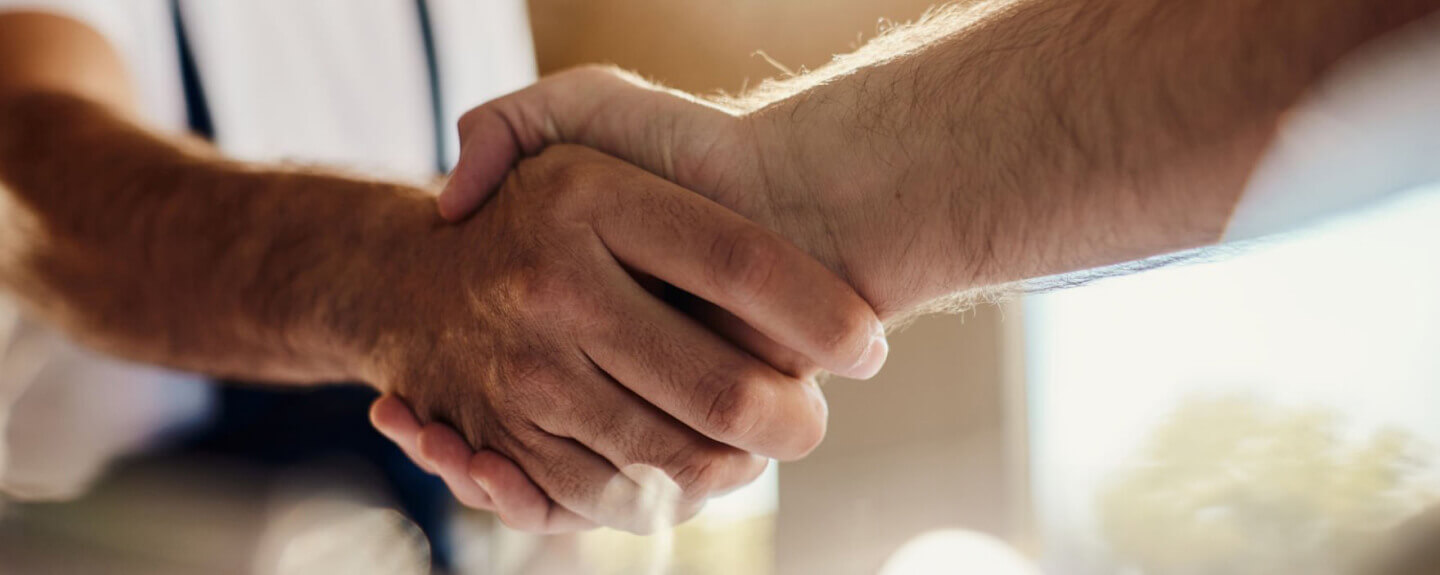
[375, 67, 924, 530]
[362, 144, 886, 533]
[434, 66, 947, 318]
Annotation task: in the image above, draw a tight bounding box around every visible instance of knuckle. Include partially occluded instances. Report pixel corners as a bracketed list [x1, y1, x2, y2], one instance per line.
[540, 148, 598, 187]
[708, 229, 782, 304]
[501, 349, 550, 385]
[667, 449, 725, 501]
[520, 152, 609, 214]
[501, 420, 549, 452]
[492, 356, 572, 422]
[664, 447, 763, 502]
[820, 306, 874, 360]
[518, 368, 564, 403]
[548, 152, 592, 186]
[699, 371, 771, 445]
[455, 104, 492, 138]
[573, 400, 624, 441]
[508, 258, 593, 319]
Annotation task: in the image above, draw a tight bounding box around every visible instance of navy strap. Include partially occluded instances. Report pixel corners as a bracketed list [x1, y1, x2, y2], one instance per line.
[170, 0, 214, 140]
[170, 0, 447, 173]
[415, 0, 449, 174]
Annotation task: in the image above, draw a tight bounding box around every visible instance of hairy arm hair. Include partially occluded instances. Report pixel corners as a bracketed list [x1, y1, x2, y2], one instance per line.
[720, 0, 1440, 317]
[0, 12, 438, 384]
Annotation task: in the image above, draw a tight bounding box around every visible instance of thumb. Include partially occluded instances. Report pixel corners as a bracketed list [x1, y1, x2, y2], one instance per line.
[439, 65, 741, 221]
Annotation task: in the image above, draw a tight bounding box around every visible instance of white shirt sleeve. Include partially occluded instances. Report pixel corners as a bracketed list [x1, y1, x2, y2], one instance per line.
[0, 0, 186, 131]
[1225, 11, 1440, 242]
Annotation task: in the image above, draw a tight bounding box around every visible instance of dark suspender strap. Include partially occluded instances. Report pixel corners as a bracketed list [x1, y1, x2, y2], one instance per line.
[170, 1, 445, 171]
[170, 0, 214, 140]
[415, 0, 449, 174]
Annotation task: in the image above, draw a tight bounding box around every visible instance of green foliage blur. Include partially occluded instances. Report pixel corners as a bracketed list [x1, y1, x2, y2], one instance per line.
[1098, 395, 1437, 575]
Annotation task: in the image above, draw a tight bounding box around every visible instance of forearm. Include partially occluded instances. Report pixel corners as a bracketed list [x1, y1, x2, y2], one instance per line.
[746, 0, 1440, 312]
[0, 90, 432, 384]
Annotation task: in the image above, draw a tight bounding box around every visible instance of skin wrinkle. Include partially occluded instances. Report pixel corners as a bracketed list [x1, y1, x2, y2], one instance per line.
[742, 119, 836, 284]
[573, 345, 672, 467]
[529, 375, 592, 445]
[686, 137, 747, 220]
[655, 101, 679, 181]
[532, 434, 626, 513]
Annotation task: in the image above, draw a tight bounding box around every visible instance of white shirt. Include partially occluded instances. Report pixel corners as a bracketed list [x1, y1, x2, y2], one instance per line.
[0, 0, 536, 499]
[1225, 11, 1440, 241]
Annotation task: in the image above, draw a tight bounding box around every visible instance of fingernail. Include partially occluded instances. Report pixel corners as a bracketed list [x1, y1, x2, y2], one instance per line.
[848, 332, 889, 380]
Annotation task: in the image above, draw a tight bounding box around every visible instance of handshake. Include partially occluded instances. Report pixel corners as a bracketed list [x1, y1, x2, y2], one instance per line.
[352, 0, 1348, 528]
[364, 67, 917, 534]
[0, 0, 1417, 544]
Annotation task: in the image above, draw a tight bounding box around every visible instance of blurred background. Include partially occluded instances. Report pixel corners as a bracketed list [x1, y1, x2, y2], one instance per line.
[3, 1, 1440, 574]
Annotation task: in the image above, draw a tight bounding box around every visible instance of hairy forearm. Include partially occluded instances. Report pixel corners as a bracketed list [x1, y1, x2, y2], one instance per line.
[744, 0, 1440, 312]
[0, 90, 433, 383]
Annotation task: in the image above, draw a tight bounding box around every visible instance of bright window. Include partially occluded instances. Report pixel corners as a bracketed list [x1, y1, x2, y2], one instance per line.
[1026, 187, 1440, 574]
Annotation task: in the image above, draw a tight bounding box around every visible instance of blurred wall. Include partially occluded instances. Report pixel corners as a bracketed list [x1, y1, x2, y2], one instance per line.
[526, 2, 1029, 574]
[529, 0, 945, 93]
[775, 310, 1030, 574]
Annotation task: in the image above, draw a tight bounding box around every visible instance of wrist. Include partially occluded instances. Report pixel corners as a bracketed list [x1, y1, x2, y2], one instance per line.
[742, 88, 986, 319]
[318, 190, 447, 389]
[219, 168, 443, 386]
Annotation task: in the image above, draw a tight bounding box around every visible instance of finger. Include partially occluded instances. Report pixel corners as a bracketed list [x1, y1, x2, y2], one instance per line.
[579, 251, 830, 461]
[532, 363, 770, 503]
[583, 153, 888, 379]
[407, 425, 580, 532]
[507, 431, 674, 534]
[440, 105, 524, 220]
[441, 66, 729, 221]
[470, 451, 596, 534]
[678, 292, 821, 380]
[369, 394, 435, 474]
[417, 424, 495, 511]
